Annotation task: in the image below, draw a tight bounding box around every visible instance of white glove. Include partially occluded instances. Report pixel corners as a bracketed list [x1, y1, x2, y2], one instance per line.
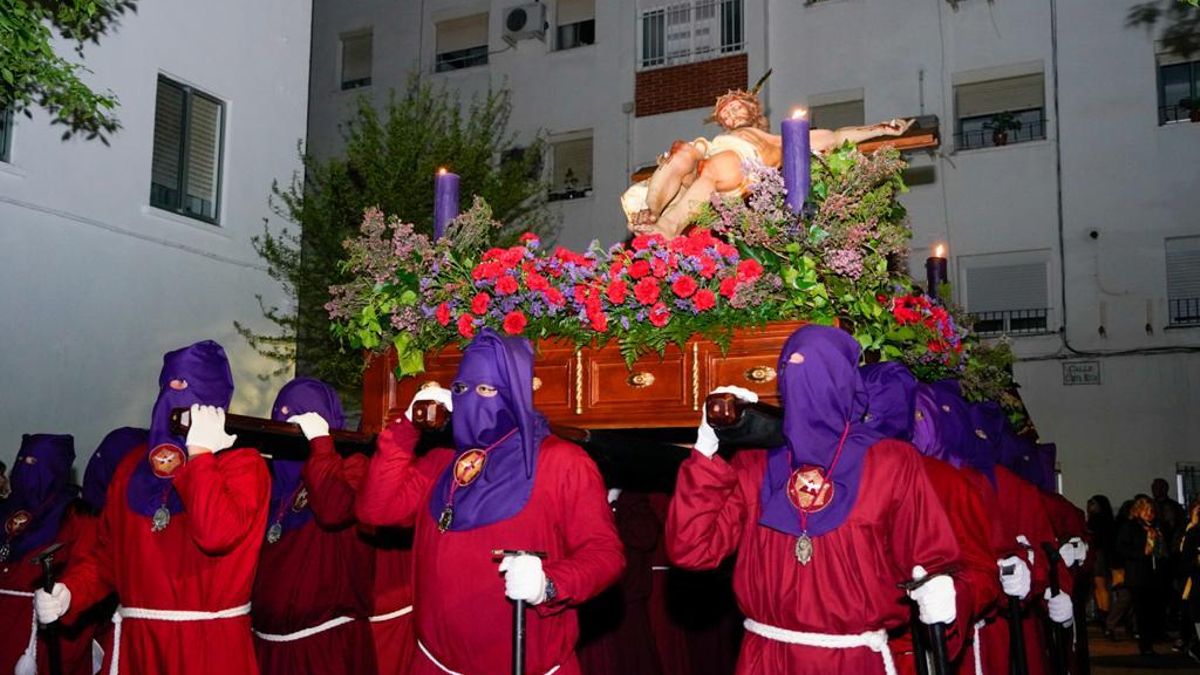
[1058, 537, 1086, 568]
[607, 488, 622, 505]
[287, 412, 330, 440]
[404, 386, 453, 422]
[185, 404, 237, 454]
[34, 583, 71, 624]
[997, 556, 1031, 599]
[498, 554, 548, 605]
[1015, 535, 1035, 565]
[1045, 589, 1074, 625]
[696, 386, 759, 458]
[908, 565, 957, 625]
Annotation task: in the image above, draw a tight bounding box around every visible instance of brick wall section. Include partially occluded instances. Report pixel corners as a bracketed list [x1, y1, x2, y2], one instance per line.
[635, 53, 749, 118]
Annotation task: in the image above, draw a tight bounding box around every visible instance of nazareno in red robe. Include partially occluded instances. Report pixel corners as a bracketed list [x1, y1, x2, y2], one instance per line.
[252, 437, 377, 675]
[889, 457, 1003, 675]
[59, 446, 270, 675]
[0, 503, 95, 675]
[1040, 491, 1090, 674]
[355, 417, 625, 675]
[302, 434, 415, 674]
[667, 440, 961, 675]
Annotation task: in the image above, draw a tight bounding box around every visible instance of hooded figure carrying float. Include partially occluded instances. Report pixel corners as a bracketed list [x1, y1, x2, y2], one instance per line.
[356, 329, 625, 675]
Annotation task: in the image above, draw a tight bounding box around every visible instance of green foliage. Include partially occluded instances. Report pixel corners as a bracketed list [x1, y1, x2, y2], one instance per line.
[237, 76, 554, 403]
[0, 0, 136, 142]
[1129, 0, 1200, 59]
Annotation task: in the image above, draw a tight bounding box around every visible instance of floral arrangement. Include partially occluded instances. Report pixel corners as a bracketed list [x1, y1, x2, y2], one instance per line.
[328, 143, 990, 398]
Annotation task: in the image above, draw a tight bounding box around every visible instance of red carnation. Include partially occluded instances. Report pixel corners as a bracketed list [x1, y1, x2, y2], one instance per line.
[495, 275, 519, 296]
[736, 259, 763, 282]
[435, 302, 451, 326]
[519, 232, 540, 243]
[651, 257, 669, 278]
[629, 260, 651, 279]
[716, 242, 738, 258]
[693, 289, 716, 311]
[500, 248, 524, 267]
[671, 275, 698, 299]
[648, 302, 671, 327]
[697, 255, 718, 279]
[526, 273, 550, 292]
[457, 313, 476, 339]
[589, 310, 609, 332]
[634, 277, 661, 305]
[545, 287, 566, 307]
[573, 284, 589, 305]
[631, 234, 663, 251]
[471, 292, 490, 315]
[482, 247, 506, 261]
[502, 310, 528, 335]
[609, 258, 626, 278]
[472, 261, 502, 281]
[719, 277, 738, 299]
[607, 279, 629, 304]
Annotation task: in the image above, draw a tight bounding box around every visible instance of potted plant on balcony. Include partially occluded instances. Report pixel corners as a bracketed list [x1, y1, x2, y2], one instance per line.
[1179, 98, 1200, 123]
[984, 112, 1022, 146]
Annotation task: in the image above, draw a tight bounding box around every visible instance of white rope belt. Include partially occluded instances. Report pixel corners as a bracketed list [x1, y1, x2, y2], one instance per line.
[743, 618, 896, 675]
[973, 620, 986, 675]
[650, 566, 671, 571]
[369, 604, 413, 623]
[1, 589, 38, 675]
[253, 615, 356, 642]
[418, 640, 561, 675]
[108, 602, 251, 675]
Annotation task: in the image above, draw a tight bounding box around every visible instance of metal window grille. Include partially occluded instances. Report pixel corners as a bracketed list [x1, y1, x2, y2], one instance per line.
[955, 109, 1048, 150]
[149, 76, 224, 223]
[1167, 236, 1200, 326]
[970, 309, 1051, 336]
[1157, 59, 1200, 126]
[638, 0, 743, 70]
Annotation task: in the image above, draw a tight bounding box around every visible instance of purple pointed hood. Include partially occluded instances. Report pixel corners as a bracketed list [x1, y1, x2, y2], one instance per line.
[2, 434, 77, 562]
[910, 382, 969, 467]
[428, 329, 549, 531]
[963, 400, 1007, 485]
[1003, 432, 1056, 494]
[860, 362, 918, 441]
[128, 340, 235, 518]
[264, 378, 345, 540]
[82, 427, 148, 511]
[760, 325, 883, 538]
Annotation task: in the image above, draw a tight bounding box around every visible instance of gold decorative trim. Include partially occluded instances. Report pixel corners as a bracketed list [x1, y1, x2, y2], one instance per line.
[744, 365, 777, 384]
[692, 342, 700, 411]
[532, 376, 542, 391]
[627, 371, 656, 388]
[574, 350, 583, 415]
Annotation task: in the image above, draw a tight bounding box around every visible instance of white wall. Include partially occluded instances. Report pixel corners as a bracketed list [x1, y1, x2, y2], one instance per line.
[0, 0, 311, 471]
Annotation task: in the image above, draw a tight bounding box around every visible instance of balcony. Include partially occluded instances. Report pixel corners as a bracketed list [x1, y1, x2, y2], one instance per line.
[1160, 104, 1200, 125]
[955, 111, 1047, 151]
[1169, 298, 1200, 327]
[638, 0, 744, 71]
[970, 308, 1051, 337]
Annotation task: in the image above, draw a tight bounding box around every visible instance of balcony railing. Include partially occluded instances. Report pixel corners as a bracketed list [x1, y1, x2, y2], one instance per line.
[970, 308, 1051, 336]
[638, 0, 744, 70]
[1160, 104, 1199, 125]
[955, 116, 1048, 151]
[435, 46, 488, 73]
[1170, 298, 1200, 327]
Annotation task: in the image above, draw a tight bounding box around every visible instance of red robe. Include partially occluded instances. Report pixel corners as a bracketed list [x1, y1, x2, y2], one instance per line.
[666, 441, 961, 675]
[252, 438, 377, 675]
[355, 418, 625, 675]
[1040, 491, 1089, 675]
[61, 447, 270, 675]
[302, 436, 415, 674]
[890, 458, 1002, 675]
[0, 504, 95, 675]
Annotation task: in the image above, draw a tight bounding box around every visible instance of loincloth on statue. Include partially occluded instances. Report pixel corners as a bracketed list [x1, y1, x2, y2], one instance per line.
[620, 134, 764, 225]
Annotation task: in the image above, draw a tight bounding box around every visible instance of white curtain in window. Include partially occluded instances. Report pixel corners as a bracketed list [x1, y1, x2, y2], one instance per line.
[1167, 236, 1200, 300]
[810, 100, 865, 130]
[955, 73, 1045, 118]
[186, 95, 222, 215]
[554, 138, 593, 191]
[342, 33, 373, 84]
[966, 262, 1048, 312]
[151, 82, 185, 191]
[438, 14, 489, 53]
[558, 0, 593, 25]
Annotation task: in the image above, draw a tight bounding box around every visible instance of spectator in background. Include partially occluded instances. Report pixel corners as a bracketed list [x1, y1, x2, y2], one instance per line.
[1088, 495, 1117, 629]
[1176, 497, 1200, 662]
[0, 460, 9, 500]
[1118, 494, 1168, 655]
[1154, 479, 1187, 547]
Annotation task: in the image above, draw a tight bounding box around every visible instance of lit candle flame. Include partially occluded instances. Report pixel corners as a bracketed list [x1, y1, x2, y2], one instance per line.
[437, 167, 448, 175]
[935, 244, 945, 258]
[791, 108, 808, 120]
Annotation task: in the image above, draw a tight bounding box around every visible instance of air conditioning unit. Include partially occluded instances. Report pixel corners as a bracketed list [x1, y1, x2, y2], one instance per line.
[502, 3, 546, 46]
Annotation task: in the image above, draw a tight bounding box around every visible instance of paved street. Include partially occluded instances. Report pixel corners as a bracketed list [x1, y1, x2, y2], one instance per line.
[1090, 626, 1200, 674]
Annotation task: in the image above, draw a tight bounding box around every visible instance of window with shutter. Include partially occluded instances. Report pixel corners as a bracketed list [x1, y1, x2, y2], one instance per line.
[341, 32, 373, 90]
[0, 107, 13, 163]
[637, 0, 742, 70]
[810, 99, 865, 131]
[1167, 236, 1200, 326]
[149, 76, 224, 223]
[954, 72, 1046, 150]
[436, 14, 489, 72]
[964, 259, 1051, 336]
[1157, 56, 1200, 125]
[548, 136, 593, 201]
[556, 0, 595, 50]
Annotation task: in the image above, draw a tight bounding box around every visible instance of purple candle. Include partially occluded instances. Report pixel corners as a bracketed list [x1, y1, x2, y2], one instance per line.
[433, 168, 460, 240]
[781, 108, 811, 215]
[925, 244, 948, 300]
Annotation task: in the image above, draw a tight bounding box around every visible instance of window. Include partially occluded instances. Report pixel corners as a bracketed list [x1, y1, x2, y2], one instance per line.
[436, 14, 489, 72]
[557, 0, 595, 50]
[340, 32, 373, 90]
[962, 255, 1051, 336]
[810, 99, 864, 131]
[150, 76, 224, 222]
[548, 135, 593, 201]
[1167, 236, 1200, 326]
[954, 72, 1046, 150]
[0, 107, 12, 163]
[1158, 56, 1200, 125]
[638, 0, 743, 70]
